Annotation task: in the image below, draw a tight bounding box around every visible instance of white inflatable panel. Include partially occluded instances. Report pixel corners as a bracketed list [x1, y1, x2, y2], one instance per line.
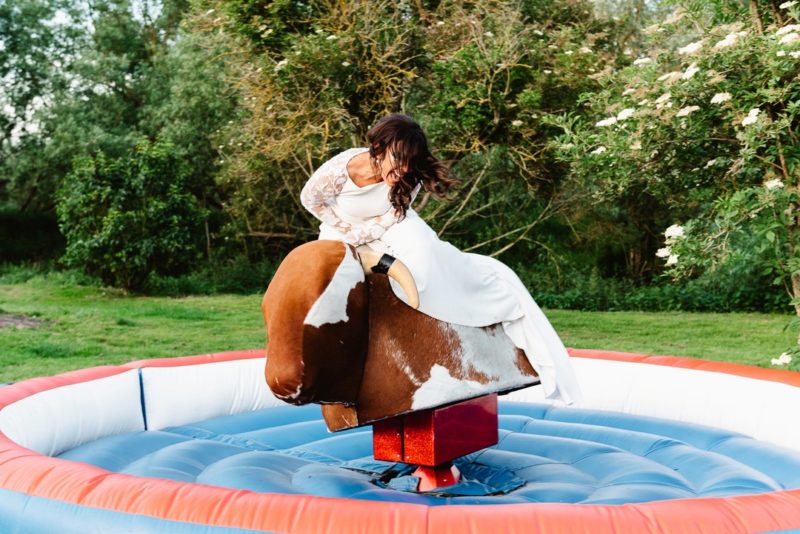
[141, 358, 285, 430]
[0, 370, 143, 456]
[506, 357, 800, 452]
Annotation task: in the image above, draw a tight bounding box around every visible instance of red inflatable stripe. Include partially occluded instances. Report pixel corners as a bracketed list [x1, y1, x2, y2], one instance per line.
[568, 348, 800, 387]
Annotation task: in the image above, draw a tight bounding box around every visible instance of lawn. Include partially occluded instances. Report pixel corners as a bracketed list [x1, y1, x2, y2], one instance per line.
[0, 273, 796, 383]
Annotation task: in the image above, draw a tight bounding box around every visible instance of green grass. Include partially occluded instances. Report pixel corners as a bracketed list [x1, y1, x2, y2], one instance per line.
[546, 309, 796, 367]
[0, 274, 796, 383]
[0, 276, 264, 382]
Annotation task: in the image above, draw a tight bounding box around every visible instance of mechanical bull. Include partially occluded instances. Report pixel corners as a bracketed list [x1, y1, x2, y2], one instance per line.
[261, 240, 539, 431]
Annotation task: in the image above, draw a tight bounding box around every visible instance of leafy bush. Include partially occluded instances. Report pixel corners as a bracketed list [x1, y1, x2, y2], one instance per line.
[143, 255, 280, 296]
[550, 1, 800, 360]
[523, 259, 788, 313]
[0, 262, 101, 287]
[56, 138, 206, 291]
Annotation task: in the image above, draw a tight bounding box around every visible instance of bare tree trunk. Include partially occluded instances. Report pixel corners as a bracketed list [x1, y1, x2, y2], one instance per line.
[750, 0, 764, 34]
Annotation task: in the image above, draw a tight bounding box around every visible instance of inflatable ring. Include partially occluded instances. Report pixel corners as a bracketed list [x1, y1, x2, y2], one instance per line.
[1, 349, 799, 533]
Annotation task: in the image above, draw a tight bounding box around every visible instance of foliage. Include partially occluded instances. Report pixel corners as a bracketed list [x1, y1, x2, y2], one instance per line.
[2, 0, 235, 222]
[551, 0, 800, 363]
[0, 0, 83, 209]
[524, 258, 788, 313]
[56, 139, 206, 290]
[188, 0, 628, 261]
[143, 255, 280, 295]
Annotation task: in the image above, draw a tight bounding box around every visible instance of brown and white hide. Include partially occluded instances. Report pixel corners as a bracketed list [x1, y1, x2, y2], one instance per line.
[261, 240, 539, 433]
[262, 241, 368, 406]
[321, 275, 539, 431]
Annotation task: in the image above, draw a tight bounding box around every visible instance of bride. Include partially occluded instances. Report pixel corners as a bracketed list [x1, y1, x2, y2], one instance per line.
[300, 113, 582, 405]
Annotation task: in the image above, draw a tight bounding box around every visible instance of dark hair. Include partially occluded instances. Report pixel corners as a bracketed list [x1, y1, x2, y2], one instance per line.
[366, 113, 457, 217]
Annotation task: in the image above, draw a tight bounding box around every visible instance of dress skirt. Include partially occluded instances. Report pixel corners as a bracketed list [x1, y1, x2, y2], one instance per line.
[318, 208, 583, 405]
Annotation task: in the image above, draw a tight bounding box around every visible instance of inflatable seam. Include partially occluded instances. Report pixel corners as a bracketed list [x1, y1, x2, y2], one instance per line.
[138, 369, 148, 431]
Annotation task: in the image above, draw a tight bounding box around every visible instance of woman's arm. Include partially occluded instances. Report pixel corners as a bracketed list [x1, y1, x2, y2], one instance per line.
[300, 154, 399, 246]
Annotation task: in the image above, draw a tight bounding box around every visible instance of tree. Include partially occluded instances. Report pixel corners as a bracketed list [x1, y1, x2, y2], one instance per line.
[0, 0, 83, 210]
[191, 0, 627, 265]
[57, 138, 206, 290]
[552, 1, 800, 364]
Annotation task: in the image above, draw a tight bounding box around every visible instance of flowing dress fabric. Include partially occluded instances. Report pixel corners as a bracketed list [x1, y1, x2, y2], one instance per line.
[301, 147, 582, 405]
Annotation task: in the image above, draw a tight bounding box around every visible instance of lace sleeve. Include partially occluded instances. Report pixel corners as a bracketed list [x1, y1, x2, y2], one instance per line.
[300, 152, 400, 246]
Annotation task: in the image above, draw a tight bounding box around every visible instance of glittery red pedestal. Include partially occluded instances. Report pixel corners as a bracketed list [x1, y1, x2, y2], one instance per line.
[372, 417, 404, 462]
[373, 394, 498, 485]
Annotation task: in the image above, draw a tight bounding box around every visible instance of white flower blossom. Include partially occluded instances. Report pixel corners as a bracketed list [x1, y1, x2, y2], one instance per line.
[778, 50, 788, 57]
[780, 1, 797, 8]
[682, 63, 700, 79]
[791, 51, 800, 58]
[710, 92, 732, 104]
[616, 108, 636, 121]
[741, 108, 761, 126]
[714, 31, 747, 49]
[776, 24, 800, 36]
[656, 247, 672, 258]
[543, 69, 552, 74]
[771, 353, 793, 366]
[658, 71, 683, 83]
[633, 57, 653, 66]
[590, 146, 608, 155]
[664, 224, 684, 239]
[677, 40, 704, 55]
[596, 117, 618, 127]
[564, 50, 574, 55]
[511, 119, 523, 127]
[666, 254, 679, 265]
[655, 92, 672, 104]
[780, 32, 800, 45]
[676, 105, 700, 117]
[341, 61, 350, 67]
[765, 178, 785, 190]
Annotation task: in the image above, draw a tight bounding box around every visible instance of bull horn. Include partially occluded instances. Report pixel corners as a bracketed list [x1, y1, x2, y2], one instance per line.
[356, 245, 420, 309]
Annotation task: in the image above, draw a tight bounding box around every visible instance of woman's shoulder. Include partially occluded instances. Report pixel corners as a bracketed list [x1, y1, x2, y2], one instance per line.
[332, 146, 368, 162]
[313, 147, 367, 176]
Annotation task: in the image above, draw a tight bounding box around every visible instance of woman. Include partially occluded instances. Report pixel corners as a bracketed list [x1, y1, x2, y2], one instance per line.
[300, 113, 582, 405]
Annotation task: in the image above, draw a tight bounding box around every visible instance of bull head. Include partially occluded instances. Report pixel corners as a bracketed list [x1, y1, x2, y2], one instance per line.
[261, 240, 417, 406]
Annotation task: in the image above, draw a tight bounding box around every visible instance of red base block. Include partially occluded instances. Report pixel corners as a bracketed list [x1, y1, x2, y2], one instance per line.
[372, 417, 404, 462]
[373, 394, 499, 470]
[413, 464, 461, 492]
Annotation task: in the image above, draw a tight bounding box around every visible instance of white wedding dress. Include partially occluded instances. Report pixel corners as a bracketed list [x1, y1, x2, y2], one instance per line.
[300, 147, 582, 404]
